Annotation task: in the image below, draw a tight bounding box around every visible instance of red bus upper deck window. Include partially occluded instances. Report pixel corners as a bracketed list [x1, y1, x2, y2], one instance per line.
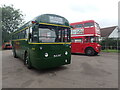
[75, 24, 83, 28]
[71, 24, 83, 28]
[84, 22, 94, 28]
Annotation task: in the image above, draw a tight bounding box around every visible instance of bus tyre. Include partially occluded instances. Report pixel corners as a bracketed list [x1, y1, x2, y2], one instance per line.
[94, 52, 98, 55]
[13, 49, 18, 58]
[85, 48, 95, 56]
[24, 52, 32, 69]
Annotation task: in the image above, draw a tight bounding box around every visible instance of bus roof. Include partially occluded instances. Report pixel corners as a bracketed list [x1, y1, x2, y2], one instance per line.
[13, 14, 70, 34]
[32, 14, 70, 26]
[70, 20, 95, 25]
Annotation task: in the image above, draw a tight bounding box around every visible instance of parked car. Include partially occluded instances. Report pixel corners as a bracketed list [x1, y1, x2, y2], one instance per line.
[2, 42, 12, 50]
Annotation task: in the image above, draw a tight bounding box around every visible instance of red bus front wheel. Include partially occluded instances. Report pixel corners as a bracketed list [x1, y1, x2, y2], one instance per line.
[85, 48, 95, 56]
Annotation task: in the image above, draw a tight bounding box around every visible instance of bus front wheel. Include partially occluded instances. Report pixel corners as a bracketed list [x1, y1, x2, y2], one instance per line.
[85, 48, 95, 56]
[94, 52, 98, 55]
[24, 52, 32, 69]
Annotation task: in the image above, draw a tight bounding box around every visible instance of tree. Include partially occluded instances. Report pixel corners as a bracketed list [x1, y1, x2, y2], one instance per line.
[1, 5, 24, 43]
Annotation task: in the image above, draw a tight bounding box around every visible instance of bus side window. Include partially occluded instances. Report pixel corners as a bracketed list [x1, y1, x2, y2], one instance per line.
[21, 30, 26, 39]
[17, 32, 19, 39]
[32, 26, 38, 43]
[75, 24, 83, 28]
[71, 39, 75, 42]
[75, 38, 83, 43]
[84, 37, 89, 43]
[84, 22, 94, 28]
[72, 38, 83, 43]
[26, 28, 29, 39]
[29, 27, 32, 42]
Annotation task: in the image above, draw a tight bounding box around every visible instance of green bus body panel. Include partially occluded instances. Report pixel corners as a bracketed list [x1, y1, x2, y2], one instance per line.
[12, 40, 71, 69]
[29, 44, 71, 69]
[12, 40, 29, 59]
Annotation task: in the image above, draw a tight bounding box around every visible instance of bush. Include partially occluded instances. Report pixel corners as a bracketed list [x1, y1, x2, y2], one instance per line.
[99, 38, 120, 50]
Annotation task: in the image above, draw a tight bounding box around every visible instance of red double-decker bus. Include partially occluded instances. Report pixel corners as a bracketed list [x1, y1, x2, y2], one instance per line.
[70, 20, 101, 56]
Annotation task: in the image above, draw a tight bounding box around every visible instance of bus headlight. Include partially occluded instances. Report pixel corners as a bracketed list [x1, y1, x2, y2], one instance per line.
[45, 53, 48, 57]
[96, 47, 98, 50]
[65, 59, 68, 62]
[65, 51, 68, 55]
[39, 47, 43, 50]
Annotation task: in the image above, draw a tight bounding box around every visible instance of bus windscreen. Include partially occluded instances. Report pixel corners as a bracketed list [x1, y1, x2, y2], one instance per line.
[38, 25, 70, 43]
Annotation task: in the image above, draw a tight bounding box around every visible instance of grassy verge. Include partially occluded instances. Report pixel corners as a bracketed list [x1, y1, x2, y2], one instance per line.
[101, 49, 119, 53]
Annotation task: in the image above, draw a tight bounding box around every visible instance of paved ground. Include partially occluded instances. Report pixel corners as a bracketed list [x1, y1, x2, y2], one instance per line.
[2, 50, 118, 88]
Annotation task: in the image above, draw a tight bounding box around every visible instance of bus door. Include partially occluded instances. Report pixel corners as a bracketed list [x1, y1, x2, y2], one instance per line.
[28, 25, 39, 64]
[71, 38, 84, 53]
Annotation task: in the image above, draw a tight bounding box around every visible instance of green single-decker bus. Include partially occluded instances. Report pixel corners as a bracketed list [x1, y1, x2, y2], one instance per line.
[12, 14, 71, 69]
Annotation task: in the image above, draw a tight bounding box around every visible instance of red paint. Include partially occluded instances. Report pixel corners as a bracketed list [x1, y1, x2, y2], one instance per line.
[70, 20, 101, 55]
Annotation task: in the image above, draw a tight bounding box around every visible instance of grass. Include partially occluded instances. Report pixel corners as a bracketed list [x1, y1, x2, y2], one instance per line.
[101, 49, 119, 53]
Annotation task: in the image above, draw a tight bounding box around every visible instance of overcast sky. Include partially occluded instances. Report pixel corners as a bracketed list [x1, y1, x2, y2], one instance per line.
[1, 0, 119, 28]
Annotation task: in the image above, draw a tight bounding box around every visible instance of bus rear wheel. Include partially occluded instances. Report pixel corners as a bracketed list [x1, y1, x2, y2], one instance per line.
[24, 52, 32, 69]
[85, 48, 95, 56]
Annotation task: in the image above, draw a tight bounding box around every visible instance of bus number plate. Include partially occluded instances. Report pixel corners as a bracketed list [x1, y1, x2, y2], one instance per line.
[53, 54, 61, 57]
